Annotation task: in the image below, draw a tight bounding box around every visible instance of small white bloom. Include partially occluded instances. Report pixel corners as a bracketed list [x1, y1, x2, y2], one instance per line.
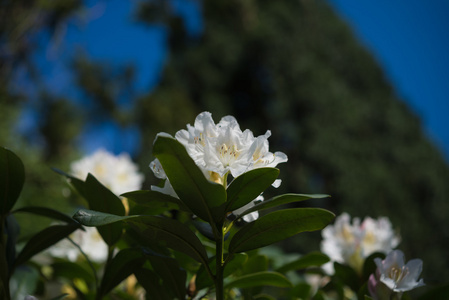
[375, 250, 424, 292]
[49, 226, 108, 263]
[368, 250, 424, 299]
[321, 213, 400, 274]
[70, 148, 144, 196]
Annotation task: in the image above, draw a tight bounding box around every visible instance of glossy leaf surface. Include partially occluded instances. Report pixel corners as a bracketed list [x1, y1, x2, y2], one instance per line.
[226, 168, 279, 212]
[229, 208, 334, 253]
[236, 193, 330, 219]
[153, 135, 226, 224]
[224, 271, 292, 289]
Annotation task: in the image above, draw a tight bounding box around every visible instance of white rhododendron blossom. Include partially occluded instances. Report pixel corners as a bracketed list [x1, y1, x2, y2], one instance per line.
[70, 148, 144, 196]
[321, 213, 400, 274]
[368, 250, 424, 299]
[150, 112, 287, 222]
[175, 111, 288, 182]
[49, 226, 108, 263]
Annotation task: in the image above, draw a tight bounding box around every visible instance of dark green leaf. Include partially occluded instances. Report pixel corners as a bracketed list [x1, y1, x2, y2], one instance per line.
[0, 241, 9, 299]
[196, 253, 248, 290]
[134, 268, 171, 300]
[235, 193, 330, 219]
[333, 262, 360, 291]
[276, 251, 330, 273]
[99, 248, 145, 297]
[73, 209, 210, 266]
[12, 206, 78, 224]
[13, 224, 80, 270]
[0, 147, 25, 215]
[224, 271, 292, 289]
[51, 261, 95, 282]
[226, 168, 279, 212]
[83, 174, 125, 246]
[50, 294, 69, 300]
[153, 134, 226, 224]
[229, 208, 335, 253]
[149, 256, 186, 299]
[122, 190, 188, 214]
[362, 252, 385, 281]
[241, 254, 269, 275]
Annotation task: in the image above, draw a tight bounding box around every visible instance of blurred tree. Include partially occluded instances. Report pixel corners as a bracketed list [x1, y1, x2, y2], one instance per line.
[136, 0, 449, 283]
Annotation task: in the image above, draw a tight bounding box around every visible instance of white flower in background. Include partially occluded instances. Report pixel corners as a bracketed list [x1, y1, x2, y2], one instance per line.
[70, 148, 144, 196]
[49, 226, 108, 263]
[150, 111, 287, 222]
[368, 250, 424, 300]
[232, 195, 264, 222]
[321, 213, 400, 274]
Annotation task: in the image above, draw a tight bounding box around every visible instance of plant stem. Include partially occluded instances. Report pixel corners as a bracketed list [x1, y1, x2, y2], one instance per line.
[215, 224, 225, 300]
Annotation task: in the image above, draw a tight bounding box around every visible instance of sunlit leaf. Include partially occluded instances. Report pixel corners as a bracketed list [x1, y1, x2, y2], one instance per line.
[226, 168, 279, 212]
[276, 251, 330, 273]
[224, 271, 292, 289]
[153, 134, 226, 224]
[0, 147, 25, 216]
[229, 208, 335, 253]
[235, 193, 330, 219]
[51, 261, 95, 283]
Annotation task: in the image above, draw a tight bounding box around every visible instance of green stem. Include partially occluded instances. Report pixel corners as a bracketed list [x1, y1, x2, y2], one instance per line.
[215, 224, 225, 300]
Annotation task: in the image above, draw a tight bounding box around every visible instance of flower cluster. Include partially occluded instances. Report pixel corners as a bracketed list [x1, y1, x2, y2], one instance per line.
[150, 112, 288, 221]
[70, 148, 144, 196]
[321, 213, 400, 274]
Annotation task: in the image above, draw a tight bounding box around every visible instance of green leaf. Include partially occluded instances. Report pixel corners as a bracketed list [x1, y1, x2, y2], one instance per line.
[13, 224, 80, 270]
[152, 134, 226, 224]
[235, 193, 330, 219]
[0, 147, 25, 216]
[51, 261, 95, 283]
[122, 190, 188, 214]
[333, 262, 360, 291]
[99, 248, 146, 298]
[134, 268, 171, 300]
[195, 253, 248, 290]
[276, 251, 330, 273]
[73, 209, 210, 266]
[12, 206, 78, 224]
[10, 266, 39, 300]
[226, 168, 279, 212]
[225, 271, 292, 289]
[148, 256, 186, 300]
[83, 174, 125, 246]
[229, 208, 335, 253]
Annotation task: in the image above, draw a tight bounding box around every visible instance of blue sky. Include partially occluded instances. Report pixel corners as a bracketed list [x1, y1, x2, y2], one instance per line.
[15, 0, 449, 159]
[328, 0, 449, 159]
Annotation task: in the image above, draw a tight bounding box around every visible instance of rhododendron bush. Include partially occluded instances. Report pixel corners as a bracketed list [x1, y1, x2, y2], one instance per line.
[0, 112, 441, 299]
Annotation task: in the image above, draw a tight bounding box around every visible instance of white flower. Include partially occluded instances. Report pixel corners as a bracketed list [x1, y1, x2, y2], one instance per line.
[369, 250, 424, 299]
[321, 213, 400, 274]
[70, 148, 144, 196]
[150, 112, 287, 222]
[49, 226, 108, 263]
[175, 112, 287, 182]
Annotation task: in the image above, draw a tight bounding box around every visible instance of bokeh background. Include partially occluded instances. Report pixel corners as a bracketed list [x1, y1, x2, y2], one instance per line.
[1, 0, 448, 287]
